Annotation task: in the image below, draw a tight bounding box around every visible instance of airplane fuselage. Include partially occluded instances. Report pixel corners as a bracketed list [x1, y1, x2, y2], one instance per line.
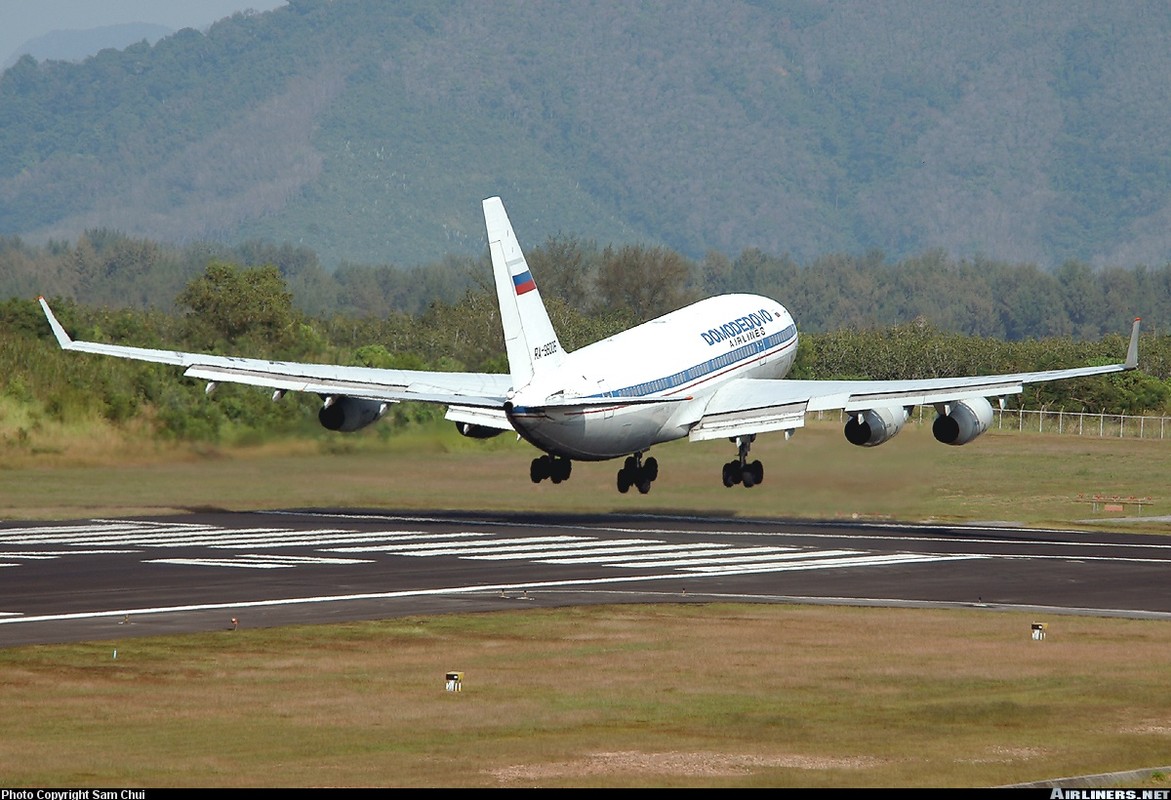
[505, 294, 798, 460]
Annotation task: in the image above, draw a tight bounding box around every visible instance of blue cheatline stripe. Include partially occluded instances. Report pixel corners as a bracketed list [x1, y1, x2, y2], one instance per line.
[594, 324, 797, 400]
[513, 271, 536, 295]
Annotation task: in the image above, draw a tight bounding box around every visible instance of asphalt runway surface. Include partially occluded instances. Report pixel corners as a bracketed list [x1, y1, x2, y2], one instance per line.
[2, 509, 1170, 646]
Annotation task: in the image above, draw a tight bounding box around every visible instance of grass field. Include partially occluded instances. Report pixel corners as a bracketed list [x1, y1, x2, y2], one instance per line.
[1, 605, 1169, 788]
[2, 420, 1170, 787]
[3, 417, 1170, 531]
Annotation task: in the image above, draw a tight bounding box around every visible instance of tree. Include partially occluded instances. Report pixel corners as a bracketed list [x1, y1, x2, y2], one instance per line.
[596, 244, 697, 321]
[177, 260, 295, 348]
[525, 234, 598, 309]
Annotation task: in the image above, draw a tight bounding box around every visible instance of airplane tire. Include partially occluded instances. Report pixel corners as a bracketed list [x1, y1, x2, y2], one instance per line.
[644, 457, 658, 482]
[750, 460, 764, 485]
[742, 469, 756, 488]
[617, 469, 632, 493]
[722, 462, 739, 487]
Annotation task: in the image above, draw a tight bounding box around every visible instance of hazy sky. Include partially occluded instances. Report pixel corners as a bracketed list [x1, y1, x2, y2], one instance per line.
[1, 0, 288, 66]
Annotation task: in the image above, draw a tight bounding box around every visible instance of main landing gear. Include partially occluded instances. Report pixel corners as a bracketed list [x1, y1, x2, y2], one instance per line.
[722, 435, 764, 488]
[617, 452, 658, 494]
[530, 454, 572, 484]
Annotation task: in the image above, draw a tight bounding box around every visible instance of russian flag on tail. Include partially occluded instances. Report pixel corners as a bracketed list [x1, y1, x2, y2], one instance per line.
[512, 270, 536, 295]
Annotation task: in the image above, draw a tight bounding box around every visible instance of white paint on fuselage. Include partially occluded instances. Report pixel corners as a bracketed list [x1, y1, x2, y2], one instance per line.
[506, 294, 798, 460]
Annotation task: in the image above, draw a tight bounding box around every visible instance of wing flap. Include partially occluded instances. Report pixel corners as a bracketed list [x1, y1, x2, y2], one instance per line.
[689, 400, 807, 442]
[689, 379, 808, 441]
[445, 404, 513, 431]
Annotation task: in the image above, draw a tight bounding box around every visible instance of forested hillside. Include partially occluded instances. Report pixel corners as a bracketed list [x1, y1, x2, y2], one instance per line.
[3, 262, 1168, 460]
[4, 230, 1171, 340]
[3, 0, 1171, 270]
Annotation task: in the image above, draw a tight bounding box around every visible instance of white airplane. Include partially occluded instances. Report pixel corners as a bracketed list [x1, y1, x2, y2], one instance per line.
[40, 197, 1140, 494]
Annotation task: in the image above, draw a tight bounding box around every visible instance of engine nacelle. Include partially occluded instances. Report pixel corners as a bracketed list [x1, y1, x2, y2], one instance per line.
[932, 397, 994, 446]
[318, 396, 388, 432]
[454, 421, 504, 439]
[844, 406, 908, 447]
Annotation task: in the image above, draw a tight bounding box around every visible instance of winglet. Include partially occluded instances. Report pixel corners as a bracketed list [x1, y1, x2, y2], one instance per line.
[38, 296, 73, 348]
[1125, 317, 1140, 370]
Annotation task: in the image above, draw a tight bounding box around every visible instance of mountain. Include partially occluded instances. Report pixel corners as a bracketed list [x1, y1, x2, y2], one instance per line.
[3, 23, 174, 69]
[2, 0, 1171, 269]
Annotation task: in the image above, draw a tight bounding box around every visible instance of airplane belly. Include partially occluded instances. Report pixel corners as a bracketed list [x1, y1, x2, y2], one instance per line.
[508, 403, 672, 460]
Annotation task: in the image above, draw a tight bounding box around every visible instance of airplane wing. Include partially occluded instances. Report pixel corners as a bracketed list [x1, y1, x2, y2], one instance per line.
[689, 318, 1142, 442]
[38, 297, 514, 409]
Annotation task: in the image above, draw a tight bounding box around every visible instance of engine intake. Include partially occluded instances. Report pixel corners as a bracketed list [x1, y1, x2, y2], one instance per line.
[318, 396, 388, 432]
[932, 397, 994, 446]
[844, 406, 907, 447]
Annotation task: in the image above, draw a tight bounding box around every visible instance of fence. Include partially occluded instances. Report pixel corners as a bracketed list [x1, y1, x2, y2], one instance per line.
[817, 408, 1171, 440]
[993, 408, 1169, 439]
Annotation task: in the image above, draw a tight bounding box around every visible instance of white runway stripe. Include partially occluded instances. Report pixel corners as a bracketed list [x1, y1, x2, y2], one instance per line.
[0, 530, 203, 544]
[391, 537, 656, 558]
[469, 542, 738, 561]
[603, 549, 864, 569]
[0, 550, 138, 558]
[541, 545, 792, 564]
[9, 528, 296, 546]
[0, 523, 217, 544]
[212, 531, 459, 549]
[687, 552, 987, 575]
[148, 554, 374, 569]
[385, 535, 596, 552]
[320, 532, 504, 553]
[148, 558, 297, 569]
[0, 522, 207, 535]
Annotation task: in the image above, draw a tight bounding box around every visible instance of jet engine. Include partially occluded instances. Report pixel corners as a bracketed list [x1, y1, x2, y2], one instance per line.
[318, 396, 388, 432]
[844, 406, 908, 447]
[932, 397, 994, 446]
[454, 421, 504, 439]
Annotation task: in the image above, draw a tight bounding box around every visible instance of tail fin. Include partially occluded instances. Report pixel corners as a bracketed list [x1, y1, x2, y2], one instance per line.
[483, 197, 566, 388]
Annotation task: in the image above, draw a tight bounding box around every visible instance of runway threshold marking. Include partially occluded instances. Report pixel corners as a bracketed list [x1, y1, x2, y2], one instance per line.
[0, 520, 968, 576]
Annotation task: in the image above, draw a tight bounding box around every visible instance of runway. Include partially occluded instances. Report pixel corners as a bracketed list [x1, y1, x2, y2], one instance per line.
[2, 509, 1169, 646]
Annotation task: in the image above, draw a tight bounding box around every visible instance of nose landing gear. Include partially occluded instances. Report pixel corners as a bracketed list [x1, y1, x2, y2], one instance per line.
[722, 435, 763, 488]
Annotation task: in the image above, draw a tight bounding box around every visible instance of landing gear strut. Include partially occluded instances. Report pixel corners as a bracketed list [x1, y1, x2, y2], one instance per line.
[617, 452, 658, 494]
[530, 454, 572, 484]
[722, 435, 763, 488]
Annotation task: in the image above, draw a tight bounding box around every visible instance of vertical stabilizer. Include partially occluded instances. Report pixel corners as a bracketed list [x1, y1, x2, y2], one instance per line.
[484, 197, 566, 388]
